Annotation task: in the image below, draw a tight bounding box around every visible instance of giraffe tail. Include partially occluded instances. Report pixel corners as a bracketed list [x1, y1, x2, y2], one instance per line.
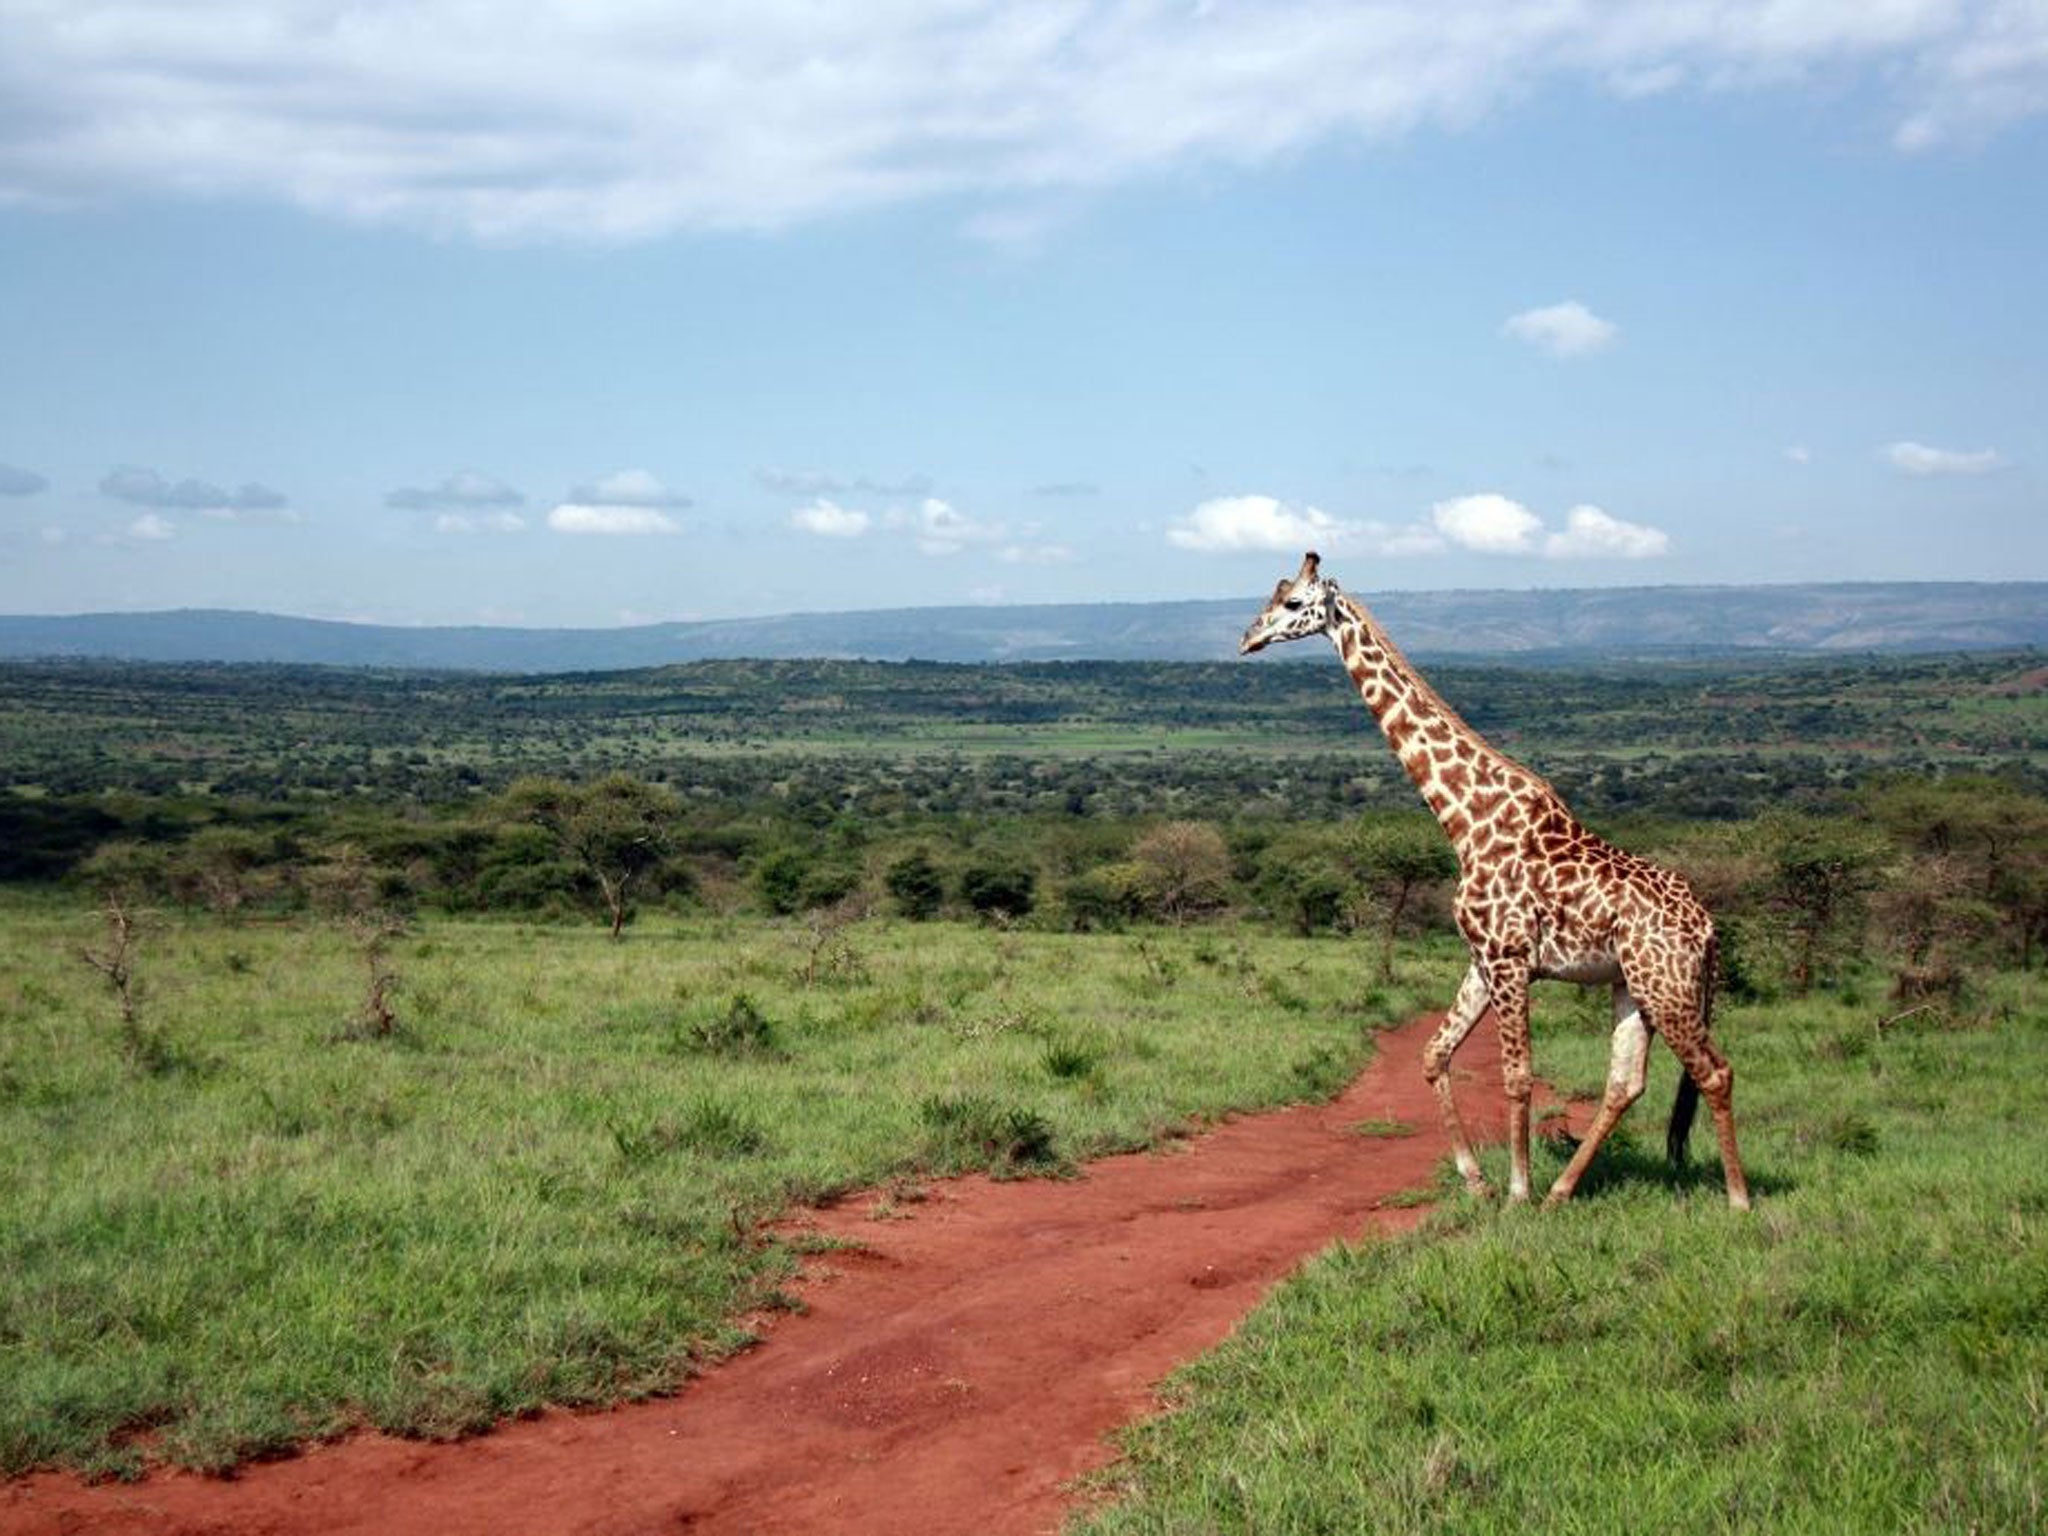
[1666, 930, 1719, 1168]
[1667, 1074, 1700, 1168]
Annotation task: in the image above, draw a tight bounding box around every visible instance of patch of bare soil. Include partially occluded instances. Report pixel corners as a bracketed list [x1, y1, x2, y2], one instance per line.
[5, 1012, 1522, 1536]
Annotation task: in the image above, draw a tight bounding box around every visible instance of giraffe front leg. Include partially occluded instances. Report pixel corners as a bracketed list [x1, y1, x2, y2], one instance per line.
[1423, 964, 1492, 1196]
[1485, 958, 1535, 1202]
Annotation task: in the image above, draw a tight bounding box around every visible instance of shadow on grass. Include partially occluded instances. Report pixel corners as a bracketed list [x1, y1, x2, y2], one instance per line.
[1556, 1132, 1796, 1202]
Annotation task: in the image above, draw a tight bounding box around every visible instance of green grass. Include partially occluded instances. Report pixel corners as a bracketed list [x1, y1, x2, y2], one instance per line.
[1076, 971, 2048, 1535]
[0, 892, 1459, 1478]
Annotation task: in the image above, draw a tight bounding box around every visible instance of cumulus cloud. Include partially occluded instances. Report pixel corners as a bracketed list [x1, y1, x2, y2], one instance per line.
[1784, 445, 1813, 464]
[1167, 495, 1352, 554]
[1428, 493, 1668, 558]
[386, 471, 525, 510]
[0, 463, 49, 496]
[1168, 494, 1450, 557]
[0, 3, 2036, 241]
[565, 468, 691, 507]
[790, 498, 871, 537]
[1884, 440, 2005, 476]
[1543, 504, 1670, 559]
[907, 497, 1003, 556]
[546, 504, 680, 534]
[434, 511, 527, 534]
[1502, 300, 1618, 358]
[1431, 493, 1545, 554]
[101, 466, 291, 517]
[127, 513, 175, 541]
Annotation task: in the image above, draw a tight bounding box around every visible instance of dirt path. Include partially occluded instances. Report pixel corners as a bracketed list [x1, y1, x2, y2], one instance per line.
[6, 1013, 1524, 1536]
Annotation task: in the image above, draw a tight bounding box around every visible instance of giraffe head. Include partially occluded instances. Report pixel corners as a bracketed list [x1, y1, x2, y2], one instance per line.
[1239, 551, 1339, 654]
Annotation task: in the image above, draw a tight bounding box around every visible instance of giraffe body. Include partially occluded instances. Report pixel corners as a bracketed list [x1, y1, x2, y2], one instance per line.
[1241, 552, 1749, 1209]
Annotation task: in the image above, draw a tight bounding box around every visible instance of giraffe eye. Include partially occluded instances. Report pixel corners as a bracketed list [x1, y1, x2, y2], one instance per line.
[1283, 598, 1303, 611]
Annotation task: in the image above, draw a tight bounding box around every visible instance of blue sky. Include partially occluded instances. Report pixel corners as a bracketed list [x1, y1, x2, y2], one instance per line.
[0, 1, 2043, 626]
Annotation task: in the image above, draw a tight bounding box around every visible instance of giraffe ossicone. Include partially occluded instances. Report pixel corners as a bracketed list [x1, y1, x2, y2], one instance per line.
[1241, 552, 1751, 1209]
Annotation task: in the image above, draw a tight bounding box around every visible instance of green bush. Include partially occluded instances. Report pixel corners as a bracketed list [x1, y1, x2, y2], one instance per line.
[959, 861, 1036, 921]
[884, 850, 945, 921]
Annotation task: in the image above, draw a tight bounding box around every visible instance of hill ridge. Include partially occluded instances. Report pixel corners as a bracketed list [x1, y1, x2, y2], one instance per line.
[2, 580, 2043, 671]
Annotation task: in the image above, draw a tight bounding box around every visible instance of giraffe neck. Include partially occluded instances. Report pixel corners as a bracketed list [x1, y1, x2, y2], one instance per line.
[1327, 594, 1537, 857]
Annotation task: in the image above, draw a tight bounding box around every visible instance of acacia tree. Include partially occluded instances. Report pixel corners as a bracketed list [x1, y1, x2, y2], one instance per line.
[1129, 821, 1231, 925]
[306, 845, 409, 1039]
[1352, 817, 1458, 980]
[502, 774, 681, 939]
[1750, 814, 1892, 993]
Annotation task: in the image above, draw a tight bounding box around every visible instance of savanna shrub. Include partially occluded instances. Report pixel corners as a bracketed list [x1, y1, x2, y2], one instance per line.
[884, 850, 945, 921]
[959, 861, 1035, 921]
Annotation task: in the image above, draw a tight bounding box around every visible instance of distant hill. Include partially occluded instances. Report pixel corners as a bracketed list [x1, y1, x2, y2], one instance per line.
[1, 582, 2043, 671]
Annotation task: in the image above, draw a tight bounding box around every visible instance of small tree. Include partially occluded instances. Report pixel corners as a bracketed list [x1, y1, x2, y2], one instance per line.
[79, 894, 166, 1071]
[1129, 821, 1231, 925]
[502, 774, 680, 939]
[307, 846, 409, 1039]
[1352, 817, 1457, 980]
[959, 860, 1035, 922]
[1750, 814, 1891, 992]
[75, 841, 171, 1071]
[1254, 830, 1356, 936]
[170, 826, 273, 920]
[884, 849, 945, 921]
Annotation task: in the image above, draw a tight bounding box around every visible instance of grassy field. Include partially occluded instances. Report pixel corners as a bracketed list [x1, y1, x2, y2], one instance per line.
[0, 893, 1459, 1478]
[1076, 970, 2048, 1535]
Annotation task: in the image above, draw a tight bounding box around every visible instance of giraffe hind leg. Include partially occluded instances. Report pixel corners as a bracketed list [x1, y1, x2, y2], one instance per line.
[1628, 953, 1752, 1211]
[1423, 964, 1492, 1196]
[1665, 1031, 1751, 1212]
[1543, 981, 1650, 1207]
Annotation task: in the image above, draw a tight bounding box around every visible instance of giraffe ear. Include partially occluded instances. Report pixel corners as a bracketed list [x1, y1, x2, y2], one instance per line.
[1298, 551, 1321, 583]
[1270, 578, 1290, 603]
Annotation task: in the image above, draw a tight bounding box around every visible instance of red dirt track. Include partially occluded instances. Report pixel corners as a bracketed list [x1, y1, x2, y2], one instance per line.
[6, 1013, 1522, 1536]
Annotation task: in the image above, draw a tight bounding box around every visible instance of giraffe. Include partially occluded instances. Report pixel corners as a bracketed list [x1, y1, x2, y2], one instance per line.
[1240, 552, 1751, 1209]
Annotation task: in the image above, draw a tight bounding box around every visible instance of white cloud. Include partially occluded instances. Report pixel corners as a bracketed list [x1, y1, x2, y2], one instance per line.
[1884, 440, 2005, 476]
[1167, 494, 1353, 554]
[912, 497, 1002, 556]
[790, 498, 871, 537]
[387, 471, 524, 510]
[40, 525, 66, 545]
[435, 510, 527, 534]
[127, 513, 174, 541]
[0, 4, 2035, 241]
[1784, 445, 1813, 464]
[999, 542, 1077, 565]
[1502, 300, 1618, 358]
[1543, 504, 1670, 559]
[546, 503, 680, 534]
[1609, 63, 1686, 99]
[1431, 493, 1544, 554]
[566, 468, 691, 507]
